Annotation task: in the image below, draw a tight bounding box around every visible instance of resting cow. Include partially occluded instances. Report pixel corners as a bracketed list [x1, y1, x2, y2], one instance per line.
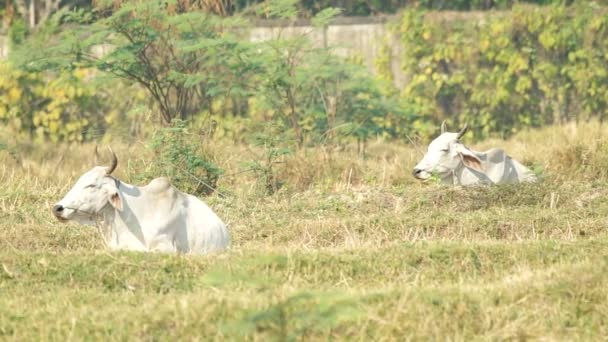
[52, 148, 230, 254]
[412, 122, 537, 185]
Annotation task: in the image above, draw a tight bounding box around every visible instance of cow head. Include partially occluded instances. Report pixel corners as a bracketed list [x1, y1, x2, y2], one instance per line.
[412, 121, 482, 181]
[52, 147, 123, 224]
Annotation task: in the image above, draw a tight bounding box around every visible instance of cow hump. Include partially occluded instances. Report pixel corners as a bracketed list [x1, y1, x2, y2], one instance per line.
[145, 177, 174, 194]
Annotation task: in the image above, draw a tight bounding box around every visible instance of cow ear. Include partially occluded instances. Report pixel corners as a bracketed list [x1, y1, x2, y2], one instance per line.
[455, 144, 483, 172]
[109, 192, 123, 211]
[461, 154, 483, 172]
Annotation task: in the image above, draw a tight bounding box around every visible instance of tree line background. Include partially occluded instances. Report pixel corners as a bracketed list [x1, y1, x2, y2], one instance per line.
[0, 0, 589, 30]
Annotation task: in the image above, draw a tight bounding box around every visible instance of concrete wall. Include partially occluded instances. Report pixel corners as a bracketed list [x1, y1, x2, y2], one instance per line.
[249, 16, 404, 87]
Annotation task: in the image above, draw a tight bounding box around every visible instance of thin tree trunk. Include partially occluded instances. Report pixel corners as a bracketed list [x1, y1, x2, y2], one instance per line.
[29, 0, 36, 28]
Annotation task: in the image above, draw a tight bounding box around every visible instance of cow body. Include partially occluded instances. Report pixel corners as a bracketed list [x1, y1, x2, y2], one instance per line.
[413, 122, 537, 185]
[99, 177, 229, 253]
[438, 148, 536, 185]
[53, 151, 229, 254]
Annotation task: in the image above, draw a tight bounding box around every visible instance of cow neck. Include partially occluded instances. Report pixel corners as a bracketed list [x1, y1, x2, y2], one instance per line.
[107, 176, 120, 190]
[103, 179, 147, 250]
[441, 162, 466, 185]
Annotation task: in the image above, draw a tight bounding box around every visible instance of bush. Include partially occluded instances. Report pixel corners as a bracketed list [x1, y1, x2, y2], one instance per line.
[252, 0, 411, 149]
[243, 121, 293, 195]
[383, 4, 608, 140]
[0, 62, 106, 142]
[12, 0, 256, 125]
[138, 120, 223, 196]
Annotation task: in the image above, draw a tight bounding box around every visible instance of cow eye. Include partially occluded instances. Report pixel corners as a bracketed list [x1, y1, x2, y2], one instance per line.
[84, 184, 96, 189]
[441, 149, 449, 152]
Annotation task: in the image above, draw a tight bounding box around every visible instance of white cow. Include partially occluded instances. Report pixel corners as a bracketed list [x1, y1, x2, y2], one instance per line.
[52, 148, 230, 254]
[412, 122, 537, 185]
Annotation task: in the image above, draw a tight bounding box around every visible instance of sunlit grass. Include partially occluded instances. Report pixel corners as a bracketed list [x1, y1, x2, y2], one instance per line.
[1, 122, 608, 340]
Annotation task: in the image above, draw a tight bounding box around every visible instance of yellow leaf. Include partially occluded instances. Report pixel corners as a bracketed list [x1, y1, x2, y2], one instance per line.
[50, 109, 61, 120]
[74, 68, 88, 79]
[67, 86, 76, 99]
[479, 39, 490, 51]
[49, 121, 59, 134]
[7, 88, 21, 102]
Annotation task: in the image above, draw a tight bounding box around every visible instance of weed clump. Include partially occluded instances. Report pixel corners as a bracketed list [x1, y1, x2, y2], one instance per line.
[138, 120, 223, 196]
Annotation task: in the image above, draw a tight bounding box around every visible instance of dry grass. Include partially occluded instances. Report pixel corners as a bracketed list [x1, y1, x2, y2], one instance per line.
[1, 122, 608, 340]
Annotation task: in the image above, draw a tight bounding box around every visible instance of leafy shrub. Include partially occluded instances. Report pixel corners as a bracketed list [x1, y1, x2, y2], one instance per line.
[13, 0, 256, 125]
[253, 0, 410, 149]
[0, 62, 105, 142]
[9, 0, 413, 147]
[382, 3, 608, 140]
[243, 121, 293, 195]
[229, 291, 360, 340]
[139, 120, 223, 196]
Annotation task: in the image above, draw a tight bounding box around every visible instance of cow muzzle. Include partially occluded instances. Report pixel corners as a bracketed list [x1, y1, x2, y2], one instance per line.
[52, 204, 81, 221]
[412, 168, 431, 180]
[52, 204, 64, 216]
[52, 204, 69, 222]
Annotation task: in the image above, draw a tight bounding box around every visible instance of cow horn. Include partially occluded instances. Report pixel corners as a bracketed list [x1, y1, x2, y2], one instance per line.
[93, 145, 100, 166]
[457, 123, 469, 139]
[441, 120, 448, 134]
[106, 147, 118, 175]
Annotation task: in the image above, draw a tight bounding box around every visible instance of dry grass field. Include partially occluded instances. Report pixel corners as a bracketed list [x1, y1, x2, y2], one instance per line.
[1, 122, 608, 340]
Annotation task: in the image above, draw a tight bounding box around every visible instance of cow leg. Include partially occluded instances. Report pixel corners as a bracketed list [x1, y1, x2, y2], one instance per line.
[148, 236, 177, 254]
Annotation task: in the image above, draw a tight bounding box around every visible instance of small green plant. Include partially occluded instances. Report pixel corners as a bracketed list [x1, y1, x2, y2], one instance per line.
[531, 161, 545, 181]
[7, 19, 28, 47]
[429, 171, 443, 184]
[244, 122, 292, 195]
[140, 119, 222, 196]
[227, 291, 361, 340]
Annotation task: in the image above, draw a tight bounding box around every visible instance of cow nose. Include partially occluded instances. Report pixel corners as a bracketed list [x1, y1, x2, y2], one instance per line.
[53, 204, 64, 216]
[412, 168, 422, 176]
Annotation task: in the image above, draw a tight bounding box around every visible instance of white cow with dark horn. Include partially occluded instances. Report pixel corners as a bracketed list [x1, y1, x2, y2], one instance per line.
[52, 147, 230, 254]
[412, 121, 537, 185]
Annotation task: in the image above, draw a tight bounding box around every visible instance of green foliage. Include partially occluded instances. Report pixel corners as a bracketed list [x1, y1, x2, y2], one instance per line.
[310, 7, 342, 28]
[243, 122, 292, 195]
[0, 62, 105, 142]
[258, 0, 299, 19]
[335, 61, 409, 146]
[140, 119, 223, 196]
[412, 0, 568, 10]
[6, 0, 412, 147]
[391, 4, 608, 139]
[237, 0, 578, 17]
[374, 36, 395, 92]
[7, 19, 28, 47]
[254, 0, 409, 149]
[228, 291, 361, 340]
[13, 0, 256, 124]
